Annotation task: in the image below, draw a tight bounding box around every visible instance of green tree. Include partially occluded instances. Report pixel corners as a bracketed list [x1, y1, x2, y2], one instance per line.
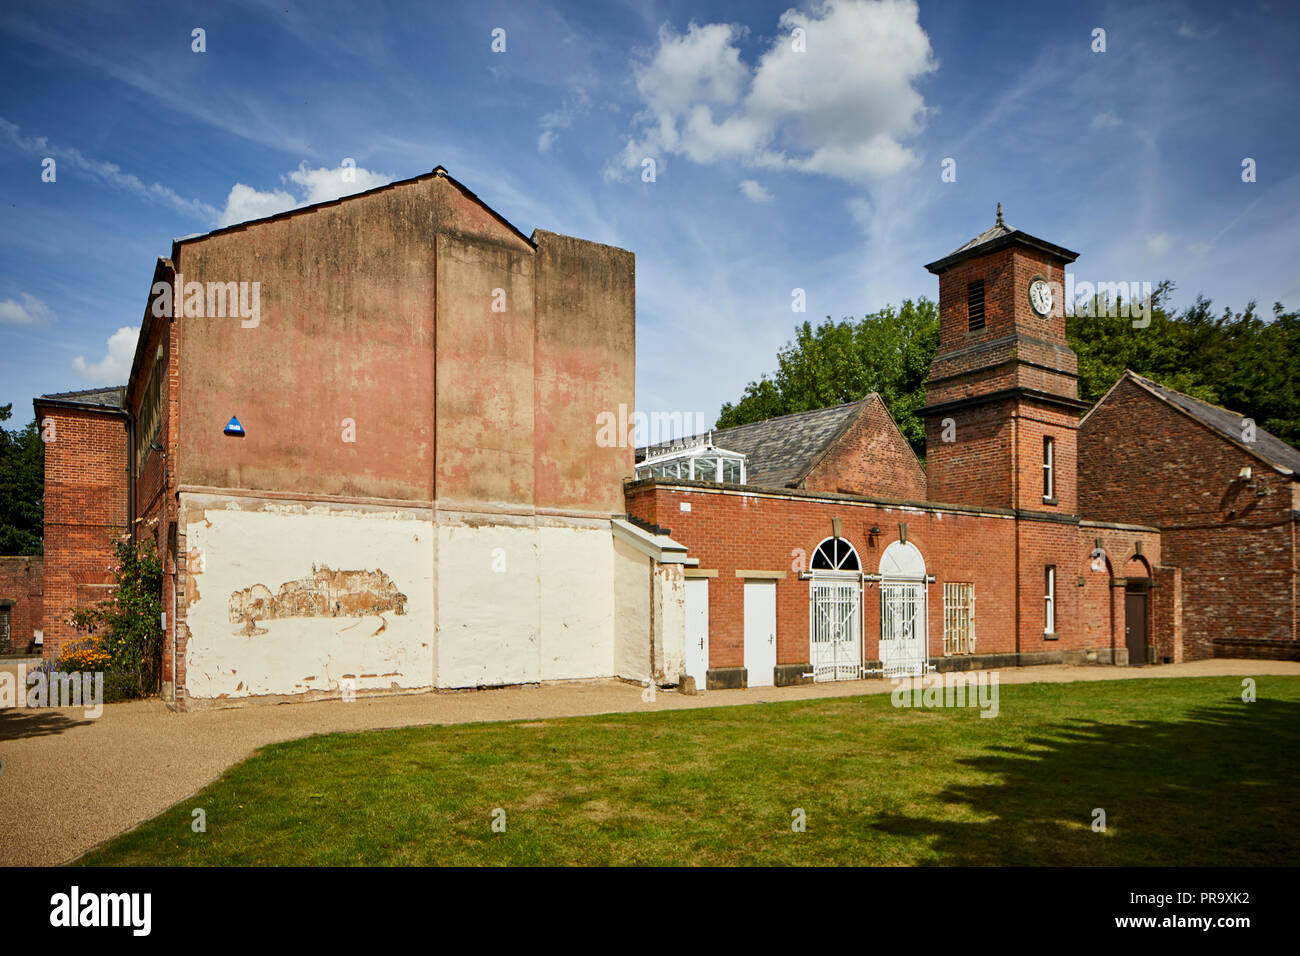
[1069, 283, 1300, 446]
[720, 286, 1299, 457]
[0, 403, 44, 555]
[718, 298, 939, 456]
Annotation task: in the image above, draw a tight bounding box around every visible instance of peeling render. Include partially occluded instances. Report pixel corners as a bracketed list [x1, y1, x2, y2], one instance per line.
[181, 492, 640, 701]
[228, 566, 408, 634]
[182, 493, 434, 700]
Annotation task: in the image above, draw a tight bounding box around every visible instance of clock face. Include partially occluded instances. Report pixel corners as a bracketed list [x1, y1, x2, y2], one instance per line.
[1029, 278, 1053, 317]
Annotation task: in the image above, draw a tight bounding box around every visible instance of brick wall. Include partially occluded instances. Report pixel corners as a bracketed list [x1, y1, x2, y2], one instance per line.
[33, 404, 128, 661]
[127, 298, 181, 699]
[0, 556, 43, 654]
[924, 397, 1016, 509]
[626, 480, 1139, 683]
[1080, 375, 1298, 657]
[803, 395, 927, 500]
[928, 249, 1077, 404]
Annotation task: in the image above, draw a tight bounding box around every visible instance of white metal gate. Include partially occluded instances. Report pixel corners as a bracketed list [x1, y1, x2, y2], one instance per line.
[880, 580, 927, 677]
[810, 576, 861, 681]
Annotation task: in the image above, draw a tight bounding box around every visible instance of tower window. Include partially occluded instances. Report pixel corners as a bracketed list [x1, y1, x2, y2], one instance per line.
[967, 279, 985, 331]
[1043, 436, 1055, 501]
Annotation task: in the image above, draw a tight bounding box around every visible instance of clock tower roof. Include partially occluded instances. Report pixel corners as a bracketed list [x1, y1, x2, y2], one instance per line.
[924, 204, 1079, 275]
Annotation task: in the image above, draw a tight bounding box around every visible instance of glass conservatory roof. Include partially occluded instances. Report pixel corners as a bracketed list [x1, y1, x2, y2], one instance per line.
[635, 436, 747, 484]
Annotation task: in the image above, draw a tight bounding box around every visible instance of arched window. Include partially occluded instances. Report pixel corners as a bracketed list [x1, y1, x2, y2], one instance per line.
[811, 537, 860, 572]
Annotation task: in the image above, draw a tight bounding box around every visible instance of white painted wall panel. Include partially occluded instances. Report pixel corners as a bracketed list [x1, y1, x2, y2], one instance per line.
[435, 522, 540, 688]
[537, 525, 615, 681]
[183, 496, 435, 700]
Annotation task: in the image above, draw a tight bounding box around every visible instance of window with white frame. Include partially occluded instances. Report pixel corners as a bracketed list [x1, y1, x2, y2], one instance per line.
[1042, 436, 1055, 501]
[1044, 566, 1056, 634]
[943, 582, 975, 655]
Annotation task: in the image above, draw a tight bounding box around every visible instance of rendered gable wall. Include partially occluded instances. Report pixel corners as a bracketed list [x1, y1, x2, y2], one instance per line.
[167, 172, 637, 705]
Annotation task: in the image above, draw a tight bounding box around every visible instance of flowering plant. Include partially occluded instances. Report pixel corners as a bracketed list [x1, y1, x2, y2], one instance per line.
[69, 537, 164, 699]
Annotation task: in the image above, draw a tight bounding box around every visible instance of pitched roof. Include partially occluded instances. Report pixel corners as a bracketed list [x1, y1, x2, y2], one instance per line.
[1115, 370, 1300, 475]
[924, 205, 1079, 274]
[638, 399, 870, 489]
[171, 166, 535, 251]
[34, 386, 127, 411]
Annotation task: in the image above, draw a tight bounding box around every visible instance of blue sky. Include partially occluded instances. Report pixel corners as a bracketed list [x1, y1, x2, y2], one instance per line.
[1, 0, 1296, 429]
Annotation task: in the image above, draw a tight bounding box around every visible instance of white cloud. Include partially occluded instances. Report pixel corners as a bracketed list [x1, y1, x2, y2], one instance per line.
[0, 116, 217, 221]
[1176, 22, 1196, 38]
[538, 84, 593, 154]
[216, 162, 394, 227]
[217, 183, 298, 227]
[73, 326, 139, 384]
[0, 293, 53, 325]
[1091, 112, 1122, 129]
[738, 179, 773, 202]
[287, 163, 392, 205]
[613, 0, 936, 183]
[1145, 233, 1172, 257]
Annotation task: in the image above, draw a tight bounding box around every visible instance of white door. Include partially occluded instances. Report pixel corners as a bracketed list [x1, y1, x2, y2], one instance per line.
[811, 577, 862, 681]
[880, 581, 927, 677]
[744, 579, 777, 687]
[878, 541, 929, 677]
[685, 578, 709, 688]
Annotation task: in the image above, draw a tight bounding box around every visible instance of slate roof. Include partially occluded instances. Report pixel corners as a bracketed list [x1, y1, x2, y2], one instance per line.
[924, 205, 1079, 274]
[35, 386, 127, 410]
[1121, 371, 1300, 476]
[638, 398, 870, 489]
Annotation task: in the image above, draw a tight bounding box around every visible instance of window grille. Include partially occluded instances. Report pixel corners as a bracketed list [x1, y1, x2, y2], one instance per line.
[943, 582, 975, 655]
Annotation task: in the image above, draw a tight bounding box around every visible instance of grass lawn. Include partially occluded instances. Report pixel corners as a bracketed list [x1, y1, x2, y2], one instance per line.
[79, 676, 1300, 866]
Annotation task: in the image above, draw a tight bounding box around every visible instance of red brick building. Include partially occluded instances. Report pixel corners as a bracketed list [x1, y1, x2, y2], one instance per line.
[33, 167, 665, 708]
[1080, 371, 1299, 660]
[30, 197, 1298, 701]
[626, 209, 1293, 689]
[30, 387, 129, 662]
[0, 555, 42, 655]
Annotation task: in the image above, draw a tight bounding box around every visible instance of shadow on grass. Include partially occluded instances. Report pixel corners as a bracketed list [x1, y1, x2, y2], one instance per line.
[871, 697, 1300, 865]
[0, 708, 92, 740]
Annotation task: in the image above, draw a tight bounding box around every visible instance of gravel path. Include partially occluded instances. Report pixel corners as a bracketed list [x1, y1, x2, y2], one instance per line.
[2, 657, 1296, 866]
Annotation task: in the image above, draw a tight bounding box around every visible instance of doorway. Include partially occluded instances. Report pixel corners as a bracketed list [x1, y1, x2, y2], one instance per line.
[684, 578, 709, 688]
[809, 536, 862, 682]
[879, 541, 928, 677]
[743, 579, 777, 687]
[1125, 583, 1149, 665]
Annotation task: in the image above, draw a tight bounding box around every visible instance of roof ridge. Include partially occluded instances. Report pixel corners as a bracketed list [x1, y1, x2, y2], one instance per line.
[1127, 369, 1250, 420]
[39, 385, 126, 399]
[1120, 369, 1300, 474]
[714, 397, 869, 431]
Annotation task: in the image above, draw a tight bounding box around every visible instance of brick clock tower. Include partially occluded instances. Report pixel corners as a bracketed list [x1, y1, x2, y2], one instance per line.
[921, 205, 1085, 512]
[921, 206, 1088, 648]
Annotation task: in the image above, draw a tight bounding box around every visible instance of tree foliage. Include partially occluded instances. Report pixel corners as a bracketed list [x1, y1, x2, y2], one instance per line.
[718, 298, 939, 456]
[718, 285, 1300, 455]
[0, 403, 44, 555]
[1069, 282, 1300, 446]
